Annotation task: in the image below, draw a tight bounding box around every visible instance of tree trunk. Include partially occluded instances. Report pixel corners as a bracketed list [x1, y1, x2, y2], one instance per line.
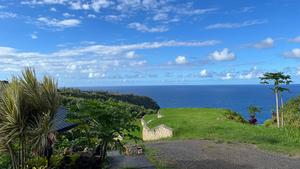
[7, 143, 17, 169]
[275, 90, 280, 128]
[280, 92, 284, 127]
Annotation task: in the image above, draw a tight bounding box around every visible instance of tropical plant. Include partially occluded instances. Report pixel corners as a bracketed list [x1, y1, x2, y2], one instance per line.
[0, 68, 60, 169]
[247, 105, 262, 124]
[260, 72, 292, 128]
[67, 99, 143, 161]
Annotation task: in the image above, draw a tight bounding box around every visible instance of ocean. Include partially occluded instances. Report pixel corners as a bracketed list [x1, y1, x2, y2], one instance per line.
[80, 85, 300, 123]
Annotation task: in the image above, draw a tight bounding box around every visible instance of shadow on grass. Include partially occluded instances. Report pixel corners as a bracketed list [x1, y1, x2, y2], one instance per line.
[253, 136, 280, 144]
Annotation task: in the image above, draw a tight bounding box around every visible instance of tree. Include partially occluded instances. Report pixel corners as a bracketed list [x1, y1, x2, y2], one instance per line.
[278, 86, 290, 127]
[260, 72, 292, 128]
[67, 99, 143, 161]
[247, 105, 262, 125]
[0, 68, 60, 169]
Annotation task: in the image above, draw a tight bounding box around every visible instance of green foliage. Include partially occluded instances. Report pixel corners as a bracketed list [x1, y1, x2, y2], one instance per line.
[64, 99, 143, 161]
[224, 110, 246, 123]
[59, 88, 160, 110]
[247, 105, 262, 117]
[260, 72, 292, 88]
[26, 157, 47, 169]
[281, 96, 300, 128]
[0, 155, 11, 169]
[144, 108, 300, 155]
[0, 68, 60, 169]
[264, 119, 275, 127]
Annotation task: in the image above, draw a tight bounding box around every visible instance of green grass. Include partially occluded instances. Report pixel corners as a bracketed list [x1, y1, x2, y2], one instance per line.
[143, 108, 300, 155]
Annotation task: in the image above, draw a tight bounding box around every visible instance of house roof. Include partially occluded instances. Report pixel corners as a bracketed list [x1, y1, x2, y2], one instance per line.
[53, 107, 77, 133]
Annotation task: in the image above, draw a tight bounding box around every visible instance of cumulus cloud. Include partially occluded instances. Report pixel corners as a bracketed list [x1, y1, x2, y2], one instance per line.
[91, 0, 112, 12]
[63, 12, 74, 17]
[175, 56, 188, 64]
[37, 17, 81, 29]
[206, 20, 267, 29]
[208, 48, 236, 61]
[283, 48, 300, 58]
[289, 36, 300, 43]
[221, 73, 232, 80]
[87, 14, 96, 18]
[128, 22, 168, 33]
[0, 40, 218, 80]
[252, 38, 274, 49]
[199, 69, 208, 77]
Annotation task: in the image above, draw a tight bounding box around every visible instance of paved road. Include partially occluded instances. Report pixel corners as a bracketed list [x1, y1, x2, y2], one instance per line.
[146, 140, 300, 169]
[108, 151, 155, 169]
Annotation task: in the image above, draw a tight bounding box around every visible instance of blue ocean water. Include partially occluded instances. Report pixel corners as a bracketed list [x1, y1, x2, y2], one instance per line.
[80, 85, 300, 123]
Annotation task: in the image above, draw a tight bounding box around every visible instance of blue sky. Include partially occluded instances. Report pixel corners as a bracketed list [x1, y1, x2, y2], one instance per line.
[0, 0, 300, 86]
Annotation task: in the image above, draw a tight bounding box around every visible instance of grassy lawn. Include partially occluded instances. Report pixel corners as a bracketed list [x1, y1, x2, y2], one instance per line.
[143, 108, 300, 155]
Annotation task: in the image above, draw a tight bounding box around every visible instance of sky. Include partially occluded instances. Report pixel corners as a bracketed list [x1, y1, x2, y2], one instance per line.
[0, 0, 300, 87]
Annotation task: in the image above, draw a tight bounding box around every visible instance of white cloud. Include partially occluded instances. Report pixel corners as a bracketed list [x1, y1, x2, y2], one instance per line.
[0, 12, 17, 19]
[104, 15, 124, 21]
[129, 60, 147, 66]
[283, 48, 300, 58]
[0, 5, 6, 9]
[91, 0, 112, 12]
[206, 20, 267, 29]
[30, 33, 38, 39]
[175, 56, 188, 64]
[200, 69, 208, 77]
[125, 51, 139, 59]
[153, 13, 168, 21]
[37, 17, 81, 29]
[239, 72, 254, 79]
[87, 14, 96, 18]
[50, 7, 57, 11]
[221, 73, 232, 80]
[22, 0, 67, 5]
[209, 48, 236, 61]
[128, 22, 168, 33]
[289, 36, 300, 43]
[252, 37, 274, 49]
[69, 1, 82, 10]
[0, 40, 219, 79]
[63, 13, 74, 17]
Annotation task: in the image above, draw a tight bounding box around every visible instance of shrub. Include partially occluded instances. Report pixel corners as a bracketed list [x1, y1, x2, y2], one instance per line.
[264, 119, 274, 127]
[224, 110, 246, 123]
[0, 155, 11, 169]
[26, 157, 47, 169]
[281, 96, 300, 128]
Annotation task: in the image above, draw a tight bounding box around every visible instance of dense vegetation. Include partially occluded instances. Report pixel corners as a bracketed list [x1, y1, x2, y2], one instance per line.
[59, 88, 160, 110]
[0, 69, 154, 169]
[144, 108, 300, 155]
[281, 95, 300, 128]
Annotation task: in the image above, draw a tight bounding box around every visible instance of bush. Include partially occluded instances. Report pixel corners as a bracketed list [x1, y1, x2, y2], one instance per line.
[281, 96, 300, 128]
[26, 157, 47, 169]
[0, 155, 11, 169]
[264, 119, 274, 127]
[224, 110, 246, 123]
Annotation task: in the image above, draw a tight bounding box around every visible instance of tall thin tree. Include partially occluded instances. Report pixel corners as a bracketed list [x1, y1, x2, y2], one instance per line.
[260, 72, 292, 128]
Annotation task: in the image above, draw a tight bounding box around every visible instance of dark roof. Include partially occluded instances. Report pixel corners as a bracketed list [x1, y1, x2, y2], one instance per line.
[53, 107, 77, 133]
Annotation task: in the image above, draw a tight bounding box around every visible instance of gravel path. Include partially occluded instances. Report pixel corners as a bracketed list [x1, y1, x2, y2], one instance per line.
[108, 150, 155, 169]
[146, 140, 300, 169]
